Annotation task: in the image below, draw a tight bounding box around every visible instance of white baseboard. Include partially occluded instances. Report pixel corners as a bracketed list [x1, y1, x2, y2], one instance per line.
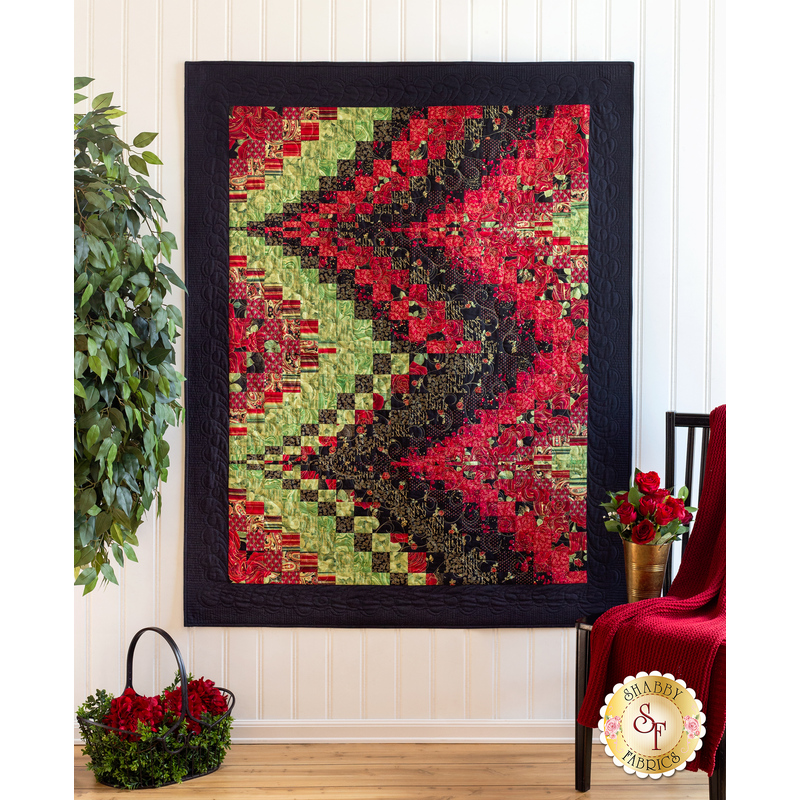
[75, 719, 599, 745]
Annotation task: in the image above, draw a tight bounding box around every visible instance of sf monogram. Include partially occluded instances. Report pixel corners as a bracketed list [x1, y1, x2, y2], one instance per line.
[632, 702, 667, 750]
[600, 672, 706, 778]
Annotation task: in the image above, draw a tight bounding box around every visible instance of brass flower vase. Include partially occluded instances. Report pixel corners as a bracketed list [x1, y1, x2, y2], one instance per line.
[623, 540, 671, 602]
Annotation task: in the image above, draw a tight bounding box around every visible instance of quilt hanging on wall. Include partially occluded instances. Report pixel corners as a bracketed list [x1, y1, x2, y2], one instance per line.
[184, 62, 633, 627]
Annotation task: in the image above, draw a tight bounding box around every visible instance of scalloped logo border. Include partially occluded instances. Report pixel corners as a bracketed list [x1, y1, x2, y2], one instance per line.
[598, 670, 706, 779]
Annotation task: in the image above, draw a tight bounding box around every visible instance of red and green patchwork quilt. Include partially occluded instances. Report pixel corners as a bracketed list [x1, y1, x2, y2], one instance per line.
[226, 104, 590, 587]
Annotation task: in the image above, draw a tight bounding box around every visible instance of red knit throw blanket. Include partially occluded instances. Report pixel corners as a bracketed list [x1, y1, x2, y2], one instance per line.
[577, 404, 726, 775]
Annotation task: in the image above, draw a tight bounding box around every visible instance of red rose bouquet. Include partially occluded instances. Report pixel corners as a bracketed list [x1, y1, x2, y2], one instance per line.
[601, 469, 696, 545]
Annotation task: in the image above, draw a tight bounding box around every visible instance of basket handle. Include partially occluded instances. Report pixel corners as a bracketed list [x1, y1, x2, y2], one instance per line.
[125, 627, 191, 728]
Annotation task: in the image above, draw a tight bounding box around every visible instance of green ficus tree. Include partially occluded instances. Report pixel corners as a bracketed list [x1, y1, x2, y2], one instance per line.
[74, 77, 186, 593]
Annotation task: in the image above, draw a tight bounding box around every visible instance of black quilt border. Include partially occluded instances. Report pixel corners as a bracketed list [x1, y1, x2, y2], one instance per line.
[184, 61, 633, 627]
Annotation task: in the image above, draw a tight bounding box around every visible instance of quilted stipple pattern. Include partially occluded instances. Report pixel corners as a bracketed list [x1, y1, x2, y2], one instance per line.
[185, 63, 633, 626]
[227, 104, 590, 587]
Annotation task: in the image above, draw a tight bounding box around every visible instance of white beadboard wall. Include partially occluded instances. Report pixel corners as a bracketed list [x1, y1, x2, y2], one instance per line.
[73, 0, 725, 743]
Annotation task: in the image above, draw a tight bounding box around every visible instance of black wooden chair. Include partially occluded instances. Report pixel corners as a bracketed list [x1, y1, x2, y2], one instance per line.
[574, 411, 725, 799]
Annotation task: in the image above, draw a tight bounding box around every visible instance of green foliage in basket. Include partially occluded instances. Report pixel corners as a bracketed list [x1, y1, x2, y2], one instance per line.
[77, 673, 233, 790]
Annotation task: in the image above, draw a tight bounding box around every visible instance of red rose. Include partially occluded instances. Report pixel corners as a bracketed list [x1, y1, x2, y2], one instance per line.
[647, 488, 671, 502]
[654, 503, 677, 526]
[635, 471, 661, 495]
[665, 496, 685, 520]
[191, 677, 229, 717]
[617, 501, 637, 525]
[681, 509, 694, 525]
[104, 687, 164, 741]
[163, 686, 206, 734]
[162, 678, 228, 734]
[631, 520, 656, 544]
[639, 496, 657, 517]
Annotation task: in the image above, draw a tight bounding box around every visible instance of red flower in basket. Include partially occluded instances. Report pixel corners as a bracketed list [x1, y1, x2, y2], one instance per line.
[103, 687, 164, 741]
[601, 469, 697, 546]
[77, 628, 235, 791]
[192, 677, 229, 716]
[163, 677, 228, 735]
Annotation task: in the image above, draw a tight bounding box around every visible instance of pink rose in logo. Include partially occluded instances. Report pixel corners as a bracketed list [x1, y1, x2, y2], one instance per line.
[683, 715, 701, 740]
[604, 715, 622, 741]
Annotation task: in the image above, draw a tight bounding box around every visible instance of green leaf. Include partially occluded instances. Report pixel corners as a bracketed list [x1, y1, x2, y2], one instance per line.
[123, 542, 139, 562]
[74, 272, 89, 293]
[116, 486, 133, 517]
[141, 151, 163, 165]
[97, 437, 114, 461]
[92, 91, 114, 110]
[110, 521, 124, 545]
[75, 568, 97, 586]
[106, 442, 118, 468]
[83, 191, 106, 209]
[150, 198, 167, 222]
[141, 235, 159, 256]
[161, 231, 178, 251]
[157, 262, 187, 292]
[83, 385, 100, 412]
[111, 542, 125, 568]
[133, 131, 159, 148]
[85, 424, 100, 450]
[100, 562, 119, 585]
[129, 154, 149, 175]
[74, 76, 94, 90]
[74, 352, 89, 378]
[95, 512, 113, 538]
[78, 489, 97, 516]
[147, 347, 170, 366]
[84, 216, 110, 238]
[74, 379, 87, 399]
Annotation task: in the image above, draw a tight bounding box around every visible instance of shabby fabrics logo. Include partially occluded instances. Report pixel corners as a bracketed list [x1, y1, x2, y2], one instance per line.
[598, 671, 706, 779]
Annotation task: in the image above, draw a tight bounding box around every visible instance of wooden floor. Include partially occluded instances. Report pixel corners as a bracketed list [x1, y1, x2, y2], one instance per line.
[75, 742, 710, 799]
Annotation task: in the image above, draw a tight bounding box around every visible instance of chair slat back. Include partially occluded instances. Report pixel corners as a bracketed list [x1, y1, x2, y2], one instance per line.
[663, 411, 711, 594]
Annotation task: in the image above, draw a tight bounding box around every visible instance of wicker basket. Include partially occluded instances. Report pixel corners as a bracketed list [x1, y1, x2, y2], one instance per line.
[77, 627, 235, 789]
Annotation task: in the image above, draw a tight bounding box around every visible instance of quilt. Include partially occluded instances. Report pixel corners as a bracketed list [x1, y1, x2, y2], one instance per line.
[184, 62, 633, 627]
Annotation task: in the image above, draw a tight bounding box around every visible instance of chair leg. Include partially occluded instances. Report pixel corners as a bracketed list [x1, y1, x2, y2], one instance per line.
[709, 729, 725, 800]
[575, 623, 593, 792]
